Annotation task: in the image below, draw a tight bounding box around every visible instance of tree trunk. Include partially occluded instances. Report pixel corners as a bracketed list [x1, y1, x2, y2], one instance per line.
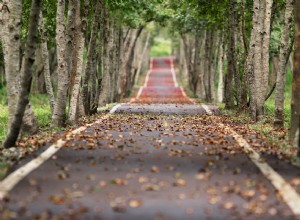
[119, 27, 144, 98]
[98, 8, 112, 107]
[3, 0, 41, 148]
[209, 30, 217, 102]
[1, 0, 38, 138]
[217, 34, 224, 103]
[51, 0, 68, 127]
[39, 11, 55, 114]
[68, 0, 88, 125]
[274, 0, 294, 128]
[291, 0, 300, 143]
[82, 0, 102, 115]
[135, 33, 150, 84]
[254, 0, 273, 120]
[2, 0, 23, 130]
[204, 30, 212, 102]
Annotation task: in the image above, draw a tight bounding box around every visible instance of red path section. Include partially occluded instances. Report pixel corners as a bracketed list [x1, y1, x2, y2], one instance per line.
[132, 57, 192, 104]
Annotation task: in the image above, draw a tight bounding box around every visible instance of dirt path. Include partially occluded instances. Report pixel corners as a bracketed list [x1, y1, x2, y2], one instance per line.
[1, 57, 300, 219]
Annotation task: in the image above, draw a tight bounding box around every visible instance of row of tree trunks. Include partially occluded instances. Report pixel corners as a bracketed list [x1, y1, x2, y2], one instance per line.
[179, 30, 220, 103]
[0, 0, 152, 148]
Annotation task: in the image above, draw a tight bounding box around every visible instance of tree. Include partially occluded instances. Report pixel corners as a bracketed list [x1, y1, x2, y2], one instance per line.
[274, 0, 294, 128]
[3, 0, 41, 148]
[291, 0, 300, 154]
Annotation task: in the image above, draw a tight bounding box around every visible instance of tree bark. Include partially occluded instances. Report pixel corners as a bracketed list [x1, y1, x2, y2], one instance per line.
[98, 8, 112, 107]
[51, 0, 68, 127]
[39, 11, 55, 114]
[119, 27, 144, 98]
[291, 0, 300, 143]
[217, 34, 224, 103]
[68, 0, 88, 125]
[82, 0, 102, 115]
[3, 0, 41, 148]
[254, 0, 273, 120]
[274, 0, 294, 128]
[1, 0, 38, 137]
[2, 0, 23, 130]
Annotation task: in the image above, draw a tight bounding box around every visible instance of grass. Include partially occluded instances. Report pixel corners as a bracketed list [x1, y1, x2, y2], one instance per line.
[0, 88, 52, 143]
[150, 37, 172, 57]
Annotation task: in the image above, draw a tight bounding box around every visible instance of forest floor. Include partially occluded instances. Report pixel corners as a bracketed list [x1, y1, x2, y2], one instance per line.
[0, 57, 300, 219]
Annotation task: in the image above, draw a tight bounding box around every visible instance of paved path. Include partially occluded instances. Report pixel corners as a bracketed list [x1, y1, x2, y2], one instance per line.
[1, 57, 300, 219]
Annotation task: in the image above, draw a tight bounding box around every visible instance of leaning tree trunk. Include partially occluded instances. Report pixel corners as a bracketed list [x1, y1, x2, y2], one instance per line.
[291, 0, 300, 144]
[274, 0, 294, 128]
[39, 11, 55, 114]
[3, 0, 41, 148]
[1, 0, 38, 138]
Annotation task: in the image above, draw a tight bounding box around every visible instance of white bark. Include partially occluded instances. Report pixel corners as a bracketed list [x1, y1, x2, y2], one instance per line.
[51, 0, 68, 127]
[68, 0, 85, 124]
[254, 0, 273, 118]
[2, 0, 22, 130]
[217, 36, 224, 103]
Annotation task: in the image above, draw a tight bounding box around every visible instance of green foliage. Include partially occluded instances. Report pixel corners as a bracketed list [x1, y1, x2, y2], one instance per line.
[108, 0, 172, 28]
[21, 0, 57, 44]
[150, 37, 172, 57]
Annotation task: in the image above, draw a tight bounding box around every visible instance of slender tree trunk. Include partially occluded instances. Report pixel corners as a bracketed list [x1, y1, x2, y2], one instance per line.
[209, 30, 217, 102]
[64, 0, 77, 76]
[51, 0, 68, 127]
[98, 8, 111, 107]
[192, 31, 201, 95]
[3, 0, 41, 148]
[39, 11, 55, 114]
[68, 0, 88, 124]
[2, 0, 23, 130]
[135, 33, 150, 84]
[217, 34, 224, 103]
[255, 0, 273, 120]
[119, 27, 144, 98]
[113, 25, 122, 101]
[82, 0, 102, 115]
[274, 0, 294, 127]
[291, 0, 300, 143]
[204, 30, 211, 101]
